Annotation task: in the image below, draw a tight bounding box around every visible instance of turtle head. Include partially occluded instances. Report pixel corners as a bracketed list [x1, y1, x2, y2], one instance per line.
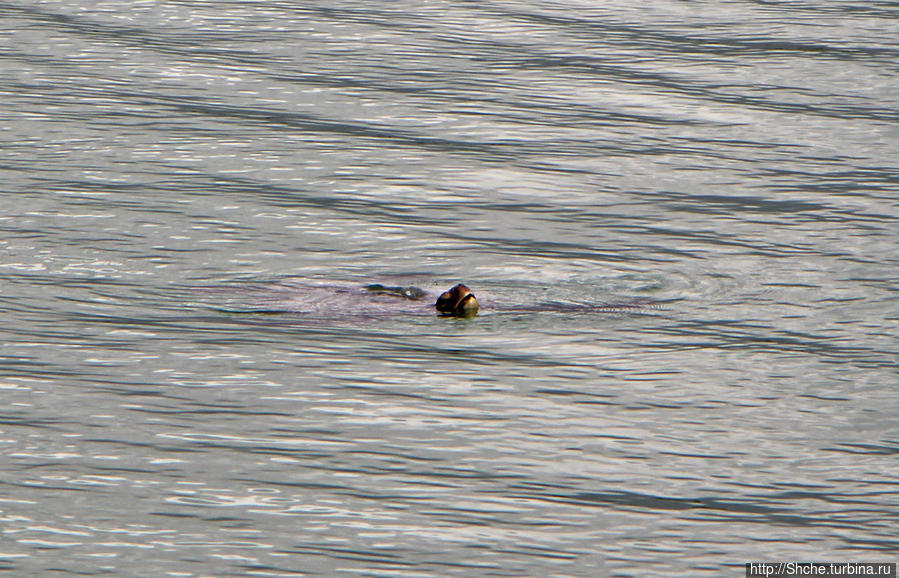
[435, 284, 479, 317]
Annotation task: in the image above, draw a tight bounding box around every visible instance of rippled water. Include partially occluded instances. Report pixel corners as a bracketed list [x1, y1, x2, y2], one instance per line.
[2, 0, 897, 575]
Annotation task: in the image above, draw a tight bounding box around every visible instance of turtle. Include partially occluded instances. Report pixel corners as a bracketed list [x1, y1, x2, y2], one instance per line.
[370, 282, 478, 316]
[212, 280, 658, 319]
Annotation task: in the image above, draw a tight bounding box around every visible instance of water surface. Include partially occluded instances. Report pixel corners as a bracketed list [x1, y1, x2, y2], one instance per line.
[1, 0, 897, 575]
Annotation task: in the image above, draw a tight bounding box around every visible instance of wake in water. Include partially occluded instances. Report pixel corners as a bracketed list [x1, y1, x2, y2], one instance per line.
[190, 279, 666, 321]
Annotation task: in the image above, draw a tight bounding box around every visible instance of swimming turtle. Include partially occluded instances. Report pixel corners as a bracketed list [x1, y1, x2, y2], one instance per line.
[216, 280, 657, 319]
[370, 282, 478, 316]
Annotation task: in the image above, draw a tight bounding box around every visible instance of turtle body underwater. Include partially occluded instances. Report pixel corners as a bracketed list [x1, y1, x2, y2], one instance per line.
[217, 280, 658, 320]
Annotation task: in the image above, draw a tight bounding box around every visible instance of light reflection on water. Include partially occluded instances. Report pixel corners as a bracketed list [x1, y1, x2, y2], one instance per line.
[2, 0, 898, 575]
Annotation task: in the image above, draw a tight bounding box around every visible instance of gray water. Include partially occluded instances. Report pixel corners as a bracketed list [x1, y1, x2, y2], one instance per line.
[2, 0, 898, 575]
